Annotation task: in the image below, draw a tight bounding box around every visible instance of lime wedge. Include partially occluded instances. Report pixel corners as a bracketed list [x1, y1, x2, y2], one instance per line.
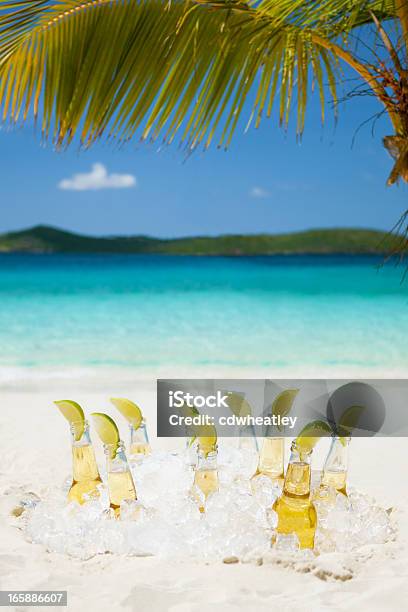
[178, 403, 200, 446]
[91, 412, 120, 458]
[197, 424, 217, 456]
[338, 405, 365, 440]
[296, 419, 332, 454]
[272, 389, 299, 432]
[110, 398, 143, 429]
[187, 436, 197, 448]
[54, 400, 85, 441]
[225, 392, 252, 418]
[179, 403, 200, 418]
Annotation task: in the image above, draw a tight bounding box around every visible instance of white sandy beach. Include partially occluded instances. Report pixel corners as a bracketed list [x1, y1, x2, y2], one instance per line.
[1, 372, 408, 612]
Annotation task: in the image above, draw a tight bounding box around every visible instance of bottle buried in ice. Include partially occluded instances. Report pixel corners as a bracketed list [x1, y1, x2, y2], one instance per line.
[273, 441, 317, 549]
[320, 436, 350, 496]
[129, 419, 151, 457]
[238, 423, 259, 452]
[104, 441, 137, 517]
[68, 420, 102, 505]
[192, 444, 219, 512]
[252, 437, 284, 483]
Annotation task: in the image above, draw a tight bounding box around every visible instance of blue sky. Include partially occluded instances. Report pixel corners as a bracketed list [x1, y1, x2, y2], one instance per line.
[0, 90, 406, 238]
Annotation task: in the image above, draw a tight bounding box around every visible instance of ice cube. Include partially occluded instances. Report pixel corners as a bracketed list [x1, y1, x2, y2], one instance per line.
[274, 533, 300, 553]
[314, 527, 335, 553]
[24, 449, 394, 562]
[205, 491, 232, 528]
[335, 492, 351, 512]
[184, 440, 198, 467]
[231, 475, 252, 495]
[312, 484, 337, 507]
[78, 498, 107, 522]
[61, 476, 72, 495]
[189, 483, 206, 511]
[363, 507, 390, 543]
[102, 508, 115, 520]
[12, 492, 41, 517]
[297, 548, 316, 562]
[96, 483, 110, 507]
[120, 499, 144, 521]
[218, 465, 235, 488]
[233, 490, 254, 512]
[265, 507, 278, 530]
[251, 474, 279, 508]
[348, 490, 373, 515]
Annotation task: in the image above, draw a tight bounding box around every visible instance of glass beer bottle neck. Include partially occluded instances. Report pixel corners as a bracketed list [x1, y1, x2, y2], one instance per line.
[196, 447, 218, 471]
[283, 443, 312, 498]
[257, 437, 284, 476]
[70, 421, 100, 482]
[321, 436, 350, 494]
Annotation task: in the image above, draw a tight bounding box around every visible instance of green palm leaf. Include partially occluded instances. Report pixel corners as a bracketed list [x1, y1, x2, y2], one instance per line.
[0, 0, 400, 150]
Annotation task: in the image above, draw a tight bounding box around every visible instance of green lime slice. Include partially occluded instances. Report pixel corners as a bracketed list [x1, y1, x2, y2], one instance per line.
[296, 419, 332, 454]
[179, 403, 200, 418]
[54, 400, 85, 441]
[178, 403, 200, 447]
[272, 388, 298, 420]
[91, 412, 120, 458]
[338, 405, 365, 440]
[110, 398, 143, 429]
[197, 424, 217, 456]
[225, 392, 252, 418]
[272, 388, 299, 432]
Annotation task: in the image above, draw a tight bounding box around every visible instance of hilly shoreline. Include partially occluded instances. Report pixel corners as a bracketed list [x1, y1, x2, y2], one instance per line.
[0, 225, 394, 255]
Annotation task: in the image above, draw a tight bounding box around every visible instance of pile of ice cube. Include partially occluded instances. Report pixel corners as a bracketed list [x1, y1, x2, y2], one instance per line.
[22, 447, 395, 560]
[313, 488, 395, 554]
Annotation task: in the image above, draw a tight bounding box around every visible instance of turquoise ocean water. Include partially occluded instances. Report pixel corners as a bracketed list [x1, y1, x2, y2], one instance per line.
[0, 254, 407, 373]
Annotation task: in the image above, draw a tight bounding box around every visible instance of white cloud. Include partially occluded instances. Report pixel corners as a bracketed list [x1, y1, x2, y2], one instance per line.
[58, 163, 137, 191]
[250, 186, 270, 199]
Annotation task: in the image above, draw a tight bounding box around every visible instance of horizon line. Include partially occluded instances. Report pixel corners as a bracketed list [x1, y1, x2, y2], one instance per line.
[0, 223, 391, 242]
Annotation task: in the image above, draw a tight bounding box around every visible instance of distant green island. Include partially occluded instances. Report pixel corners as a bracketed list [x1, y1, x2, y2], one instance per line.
[0, 225, 395, 255]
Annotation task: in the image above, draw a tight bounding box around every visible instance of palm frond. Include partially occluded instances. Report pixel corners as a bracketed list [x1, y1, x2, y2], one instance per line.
[0, 0, 401, 149]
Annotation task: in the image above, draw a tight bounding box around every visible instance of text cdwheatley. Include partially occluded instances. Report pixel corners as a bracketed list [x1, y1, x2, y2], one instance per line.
[169, 414, 297, 429]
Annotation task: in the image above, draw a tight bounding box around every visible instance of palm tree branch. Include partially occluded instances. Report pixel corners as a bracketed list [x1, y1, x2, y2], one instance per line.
[369, 9, 404, 74]
[310, 32, 401, 130]
[0, 0, 402, 148]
